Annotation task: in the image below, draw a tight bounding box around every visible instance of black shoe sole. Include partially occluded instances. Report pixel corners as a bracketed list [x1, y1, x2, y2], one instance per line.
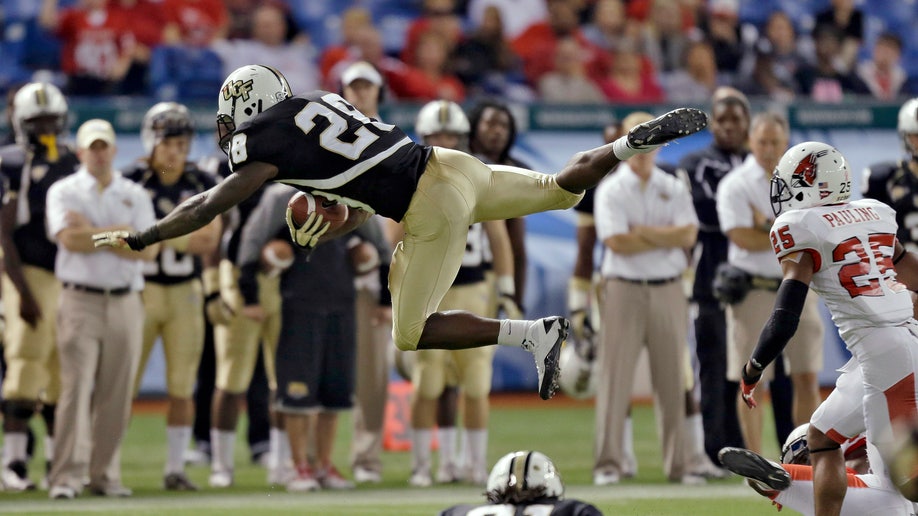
[540, 318, 570, 400]
[717, 447, 790, 491]
[628, 108, 709, 148]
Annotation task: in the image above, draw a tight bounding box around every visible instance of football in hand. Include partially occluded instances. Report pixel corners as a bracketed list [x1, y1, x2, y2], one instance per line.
[288, 191, 349, 231]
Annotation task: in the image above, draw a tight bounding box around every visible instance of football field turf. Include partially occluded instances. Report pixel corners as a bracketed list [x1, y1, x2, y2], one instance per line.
[0, 395, 788, 515]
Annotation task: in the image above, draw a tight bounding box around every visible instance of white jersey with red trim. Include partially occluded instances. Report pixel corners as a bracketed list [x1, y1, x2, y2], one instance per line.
[772, 464, 916, 516]
[771, 198, 913, 339]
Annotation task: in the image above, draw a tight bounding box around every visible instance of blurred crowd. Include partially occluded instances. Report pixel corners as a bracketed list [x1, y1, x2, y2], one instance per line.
[2, 0, 917, 104]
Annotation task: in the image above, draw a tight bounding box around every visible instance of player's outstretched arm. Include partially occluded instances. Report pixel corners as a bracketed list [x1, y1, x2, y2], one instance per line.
[94, 162, 277, 251]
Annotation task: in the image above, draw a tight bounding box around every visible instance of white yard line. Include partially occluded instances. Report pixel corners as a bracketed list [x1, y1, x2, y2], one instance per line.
[0, 484, 759, 513]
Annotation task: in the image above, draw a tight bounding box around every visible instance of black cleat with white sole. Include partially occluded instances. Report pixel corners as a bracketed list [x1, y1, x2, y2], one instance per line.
[718, 447, 791, 492]
[523, 317, 570, 400]
[627, 108, 709, 150]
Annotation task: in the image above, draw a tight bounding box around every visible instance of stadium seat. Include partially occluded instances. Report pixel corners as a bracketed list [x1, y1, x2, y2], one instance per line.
[149, 46, 225, 101]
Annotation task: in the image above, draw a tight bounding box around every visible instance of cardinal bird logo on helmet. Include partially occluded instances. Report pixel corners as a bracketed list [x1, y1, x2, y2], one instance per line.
[791, 149, 828, 188]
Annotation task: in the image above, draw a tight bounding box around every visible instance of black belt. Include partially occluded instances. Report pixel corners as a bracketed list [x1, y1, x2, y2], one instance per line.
[62, 282, 131, 296]
[750, 275, 781, 292]
[612, 276, 680, 286]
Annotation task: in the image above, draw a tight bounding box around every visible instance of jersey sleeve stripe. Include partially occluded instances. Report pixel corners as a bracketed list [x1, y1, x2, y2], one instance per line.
[277, 136, 412, 190]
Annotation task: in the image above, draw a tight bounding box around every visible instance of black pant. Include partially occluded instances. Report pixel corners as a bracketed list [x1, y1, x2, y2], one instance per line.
[770, 356, 795, 449]
[695, 301, 745, 462]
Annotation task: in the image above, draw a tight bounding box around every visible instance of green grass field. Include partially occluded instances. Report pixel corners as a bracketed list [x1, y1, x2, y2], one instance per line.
[0, 397, 791, 515]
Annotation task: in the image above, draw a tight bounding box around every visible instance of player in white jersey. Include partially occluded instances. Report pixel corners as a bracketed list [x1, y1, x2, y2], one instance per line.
[738, 141, 918, 516]
[722, 364, 918, 516]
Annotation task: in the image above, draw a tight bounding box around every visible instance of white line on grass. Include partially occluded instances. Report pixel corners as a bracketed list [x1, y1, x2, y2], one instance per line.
[0, 484, 759, 513]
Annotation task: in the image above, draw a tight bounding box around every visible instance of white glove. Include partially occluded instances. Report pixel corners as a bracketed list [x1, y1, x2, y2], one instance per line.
[286, 207, 330, 250]
[497, 275, 523, 319]
[568, 277, 594, 341]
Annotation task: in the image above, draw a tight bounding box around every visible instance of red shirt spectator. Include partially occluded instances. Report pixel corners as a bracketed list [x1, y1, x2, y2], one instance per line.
[113, 0, 167, 48]
[40, 0, 135, 94]
[319, 7, 374, 85]
[511, 0, 607, 86]
[162, 0, 228, 47]
[597, 48, 664, 104]
[400, 0, 463, 66]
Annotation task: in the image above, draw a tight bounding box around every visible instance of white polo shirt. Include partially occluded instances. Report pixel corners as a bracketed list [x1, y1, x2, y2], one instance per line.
[716, 154, 781, 278]
[595, 164, 698, 280]
[46, 167, 156, 291]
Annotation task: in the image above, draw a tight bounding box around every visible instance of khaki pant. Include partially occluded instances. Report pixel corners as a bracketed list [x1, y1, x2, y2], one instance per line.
[726, 288, 824, 383]
[413, 281, 495, 400]
[350, 288, 393, 473]
[135, 280, 205, 398]
[390, 148, 582, 350]
[594, 278, 687, 480]
[50, 289, 143, 492]
[1, 267, 61, 402]
[214, 264, 281, 393]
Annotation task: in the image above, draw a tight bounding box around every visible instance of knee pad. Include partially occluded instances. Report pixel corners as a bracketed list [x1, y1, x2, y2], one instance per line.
[2, 399, 38, 420]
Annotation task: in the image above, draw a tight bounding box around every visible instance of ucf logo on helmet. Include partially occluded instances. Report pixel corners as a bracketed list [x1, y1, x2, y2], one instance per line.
[222, 79, 254, 102]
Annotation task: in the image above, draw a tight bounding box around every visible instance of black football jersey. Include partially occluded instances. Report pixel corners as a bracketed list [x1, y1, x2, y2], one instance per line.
[0, 143, 79, 271]
[125, 162, 218, 284]
[439, 499, 602, 516]
[862, 160, 918, 252]
[678, 146, 748, 302]
[227, 91, 431, 221]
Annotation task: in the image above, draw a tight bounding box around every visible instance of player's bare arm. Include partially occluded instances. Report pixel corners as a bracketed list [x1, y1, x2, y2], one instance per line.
[165, 216, 222, 256]
[93, 161, 276, 250]
[741, 251, 814, 408]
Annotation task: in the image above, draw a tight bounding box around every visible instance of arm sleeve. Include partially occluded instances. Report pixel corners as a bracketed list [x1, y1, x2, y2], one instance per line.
[236, 185, 291, 305]
[353, 216, 392, 266]
[749, 279, 809, 371]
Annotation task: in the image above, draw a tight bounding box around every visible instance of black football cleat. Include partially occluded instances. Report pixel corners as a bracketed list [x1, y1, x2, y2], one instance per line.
[718, 447, 791, 492]
[627, 108, 709, 150]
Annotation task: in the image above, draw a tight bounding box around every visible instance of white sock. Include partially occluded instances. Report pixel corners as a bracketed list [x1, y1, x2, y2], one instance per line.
[497, 320, 531, 347]
[685, 414, 706, 464]
[466, 429, 488, 475]
[3, 432, 27, 465]
[624, 417, 635, 464]
[44, 436, 54, 463]
[411, 429, 432, 473]
[210, 429, 236, 474]
[438, 427, 456, 468]
[458, 429, 469, 471]
[269, 428, 290, 469]
[612, 135, 640, 161]
[166, 426, 191, 474]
